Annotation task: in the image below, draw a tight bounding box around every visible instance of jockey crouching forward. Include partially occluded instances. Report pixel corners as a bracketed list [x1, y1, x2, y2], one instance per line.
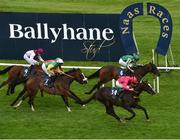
[42, 58, 64, 88]
[115, 76, 138, 97]
[23, 48, 45, 77]
[119, 54, 139, 72]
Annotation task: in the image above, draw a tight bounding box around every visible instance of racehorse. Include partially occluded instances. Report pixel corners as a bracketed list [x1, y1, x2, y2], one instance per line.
[0, 65, 42, 95]
[85, 62, 160, 95]
[81, 81, 156, 122]
[11, 68, 88, 112]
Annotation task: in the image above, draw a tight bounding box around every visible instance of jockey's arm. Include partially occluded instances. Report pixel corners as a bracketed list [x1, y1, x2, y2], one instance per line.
[54, 66, 64, 74]
[37, 55, 44, 63]
[126, 58, 133, 65]
[29, 53, 39, 65]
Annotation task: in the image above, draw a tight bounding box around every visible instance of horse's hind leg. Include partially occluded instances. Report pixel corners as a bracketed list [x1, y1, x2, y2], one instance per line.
[11, 88, 26, 106]
[6, 85, 11, 95]
[61, 95, 71, 112]
[85, 81, 102, 95]
[10, 78, 27, 94]
[14, 93, 29, 108]
[104, 103, 123, 122]
[0, 80, 9, 89]
[122, 105, 136, 120]
[135, 104, 149, 120]
[40, 90, 44, 97]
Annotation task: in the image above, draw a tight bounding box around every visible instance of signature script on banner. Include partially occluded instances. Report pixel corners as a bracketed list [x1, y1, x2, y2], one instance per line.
[81, 40, 116, 60]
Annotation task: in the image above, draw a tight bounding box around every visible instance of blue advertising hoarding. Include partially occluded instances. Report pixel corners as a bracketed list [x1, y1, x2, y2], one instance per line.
[0, 3, 173, 61]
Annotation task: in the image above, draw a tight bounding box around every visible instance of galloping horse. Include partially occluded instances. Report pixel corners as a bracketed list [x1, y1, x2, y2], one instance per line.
[85, 62, 160, 94]
[0, 65, 42, 95]
[82, 81, 156, 122]
[11, 68, 88, 112]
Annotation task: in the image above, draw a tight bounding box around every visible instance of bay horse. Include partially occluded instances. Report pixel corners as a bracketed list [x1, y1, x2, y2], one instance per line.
[81, 81, 156, 122]
[11, 68, 88, 112]
[85, 62, 160, 95]
[0, 65, 42, 95]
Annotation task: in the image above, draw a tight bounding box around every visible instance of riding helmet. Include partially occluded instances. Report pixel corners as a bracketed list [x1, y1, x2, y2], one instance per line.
[56, 57, 64, 64]
[37, 48, 45, 55]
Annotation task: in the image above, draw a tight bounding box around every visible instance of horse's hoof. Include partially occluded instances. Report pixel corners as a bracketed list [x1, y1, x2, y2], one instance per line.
[67, 107, 72, 112]
[125, 118, 130, 121]
[146, 119, 150, 122]
[82, 104, 86, 107]
[120, 118, 126, 123]
[12, 106, 17, 109]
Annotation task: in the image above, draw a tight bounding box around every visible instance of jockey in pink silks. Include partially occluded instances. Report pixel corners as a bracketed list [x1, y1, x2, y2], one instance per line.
[115, 76, 139, 92]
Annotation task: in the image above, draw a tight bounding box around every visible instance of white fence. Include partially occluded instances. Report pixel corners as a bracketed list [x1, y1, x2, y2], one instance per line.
[1, 62, 180, 93]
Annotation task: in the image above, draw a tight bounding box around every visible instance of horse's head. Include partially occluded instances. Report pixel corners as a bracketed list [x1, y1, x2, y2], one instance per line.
[71, 68, 88, 84]
[135, 80, 156, 95]
[147, 63, 160, 77]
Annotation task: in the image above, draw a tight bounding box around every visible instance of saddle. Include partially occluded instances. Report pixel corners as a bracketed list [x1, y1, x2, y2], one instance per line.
[23, 65, 36, 78]
[23, 67, 30, 78]
[111, 87, 124, 106]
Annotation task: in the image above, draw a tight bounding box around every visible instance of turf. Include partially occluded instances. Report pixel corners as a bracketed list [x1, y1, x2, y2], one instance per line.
[0, 0, 180, 139]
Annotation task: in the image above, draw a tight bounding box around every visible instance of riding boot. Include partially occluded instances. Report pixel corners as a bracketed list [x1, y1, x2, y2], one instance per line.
[29, 65, 35, 75]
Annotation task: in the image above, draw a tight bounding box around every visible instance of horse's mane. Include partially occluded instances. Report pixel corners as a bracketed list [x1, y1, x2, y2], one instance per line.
[65, 68, 77, 74]
[132, 65, 143, 70]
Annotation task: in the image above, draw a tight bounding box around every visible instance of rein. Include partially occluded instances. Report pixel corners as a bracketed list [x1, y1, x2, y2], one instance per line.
[61, 72, 74, 79]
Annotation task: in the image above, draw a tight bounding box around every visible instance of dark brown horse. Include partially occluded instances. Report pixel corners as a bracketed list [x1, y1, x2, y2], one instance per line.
[82, 81, 156, 122]
[85, 62, 160, 94]
[0, 65, 42, 95]
[11, 68, 88, 112]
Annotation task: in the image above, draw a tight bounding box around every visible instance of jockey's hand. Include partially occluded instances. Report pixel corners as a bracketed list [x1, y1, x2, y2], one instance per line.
[129, 88, 134, 91]
[35, 62, 40, 65]
[49, 71, 55, 76]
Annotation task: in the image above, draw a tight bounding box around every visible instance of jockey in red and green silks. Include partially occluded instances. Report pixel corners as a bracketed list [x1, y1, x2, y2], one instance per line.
[42, 58, 64, 77]
[41, 58, 64, 87]
[118, 53, 139, 71]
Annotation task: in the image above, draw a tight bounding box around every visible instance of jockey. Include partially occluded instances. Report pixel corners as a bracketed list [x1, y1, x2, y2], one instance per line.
[42, 57, 64, 87]
[115, 75, 138, 93]
[119, 53, 139, 72]
[23, 48, 45, 76]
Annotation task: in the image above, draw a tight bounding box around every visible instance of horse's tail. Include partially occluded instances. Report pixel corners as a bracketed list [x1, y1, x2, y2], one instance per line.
[81, 91, 97, 104]
[0, 66, 13, 75]
[87, 69, 100, 80]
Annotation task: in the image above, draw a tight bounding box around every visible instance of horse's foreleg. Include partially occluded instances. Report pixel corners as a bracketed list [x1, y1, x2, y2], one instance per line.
[123, 105, 136, 120]
[11, 88, 26, 106]
[135, 104, 149, 120]
[61, 95, 71, 112]
[28, 96, 35, 111]
[68, 92, 83, 105]
[69, 90, 85, 106]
